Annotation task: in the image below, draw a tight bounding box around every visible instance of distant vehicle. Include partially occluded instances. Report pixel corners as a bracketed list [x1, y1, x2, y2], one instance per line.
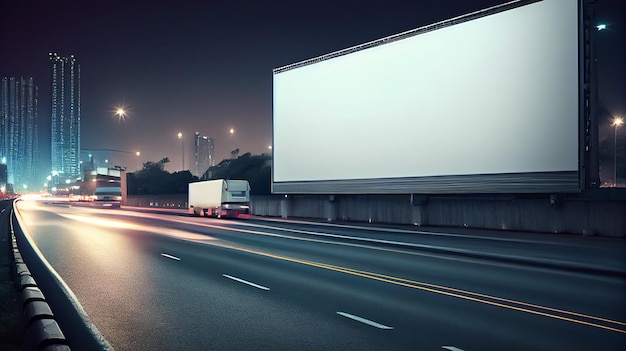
[189, 179, 250, 218]
[87, 180, 122, 207]
[92, 186, 122, 202]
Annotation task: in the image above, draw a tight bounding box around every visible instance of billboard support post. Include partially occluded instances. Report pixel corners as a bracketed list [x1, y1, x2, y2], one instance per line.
[585, 0, 600, 189]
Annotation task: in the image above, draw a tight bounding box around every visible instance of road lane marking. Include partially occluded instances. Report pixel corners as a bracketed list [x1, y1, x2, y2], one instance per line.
[337, 312, 393, 330]
[313, 261, 626, 334]
[206, 243, 626, 335]
[160, 253, 181, 261]
[222, 274, 270, 291]
[442, 346, 464, 351]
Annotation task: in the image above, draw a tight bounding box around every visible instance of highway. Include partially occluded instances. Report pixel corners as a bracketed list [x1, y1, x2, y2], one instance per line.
[13, 199, 626, 351]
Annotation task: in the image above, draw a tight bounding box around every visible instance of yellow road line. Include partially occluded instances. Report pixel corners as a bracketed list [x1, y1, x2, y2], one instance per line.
[216, 243, 626, 335]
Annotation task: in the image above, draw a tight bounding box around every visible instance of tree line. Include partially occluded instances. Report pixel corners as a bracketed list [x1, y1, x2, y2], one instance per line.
[126, 153, 271, 196]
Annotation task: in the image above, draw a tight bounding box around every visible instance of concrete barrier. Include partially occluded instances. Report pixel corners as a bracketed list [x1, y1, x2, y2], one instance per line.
[9, 229, 70, 351]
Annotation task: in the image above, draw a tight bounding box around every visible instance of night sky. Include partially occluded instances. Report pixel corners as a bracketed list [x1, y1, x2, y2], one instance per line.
[1, 0, 624, 173]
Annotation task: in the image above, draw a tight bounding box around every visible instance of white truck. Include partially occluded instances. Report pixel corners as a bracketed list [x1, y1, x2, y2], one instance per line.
[188, 179, 251, 218]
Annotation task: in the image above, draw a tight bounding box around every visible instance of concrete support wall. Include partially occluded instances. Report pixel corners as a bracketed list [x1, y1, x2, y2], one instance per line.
[124, 192, 625, 237]
[125, 194, 187, 208]
[250, 194, 625, 237]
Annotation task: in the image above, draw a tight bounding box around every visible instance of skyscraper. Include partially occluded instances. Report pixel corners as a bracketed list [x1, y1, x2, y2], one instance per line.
[194, 132, 215, 179]
[0, 77, 40, 190]
[50, 53, 81, 181]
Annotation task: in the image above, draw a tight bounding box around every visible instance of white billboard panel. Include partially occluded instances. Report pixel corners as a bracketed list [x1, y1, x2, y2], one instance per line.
[273, 0, 580, 194]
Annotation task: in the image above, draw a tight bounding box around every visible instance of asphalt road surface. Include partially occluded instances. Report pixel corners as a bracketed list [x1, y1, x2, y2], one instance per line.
[13, 199, 626, 351]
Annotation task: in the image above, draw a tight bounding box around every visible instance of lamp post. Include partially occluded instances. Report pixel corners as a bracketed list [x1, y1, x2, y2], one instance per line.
[612, 117, 623, 187]
[178, 132, 185, 170]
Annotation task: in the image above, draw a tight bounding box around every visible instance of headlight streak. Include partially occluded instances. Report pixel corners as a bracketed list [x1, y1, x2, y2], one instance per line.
[55, 213, 217, 242]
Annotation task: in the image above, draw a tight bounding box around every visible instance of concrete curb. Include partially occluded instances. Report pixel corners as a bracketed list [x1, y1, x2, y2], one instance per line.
[9, 232, 71, 351]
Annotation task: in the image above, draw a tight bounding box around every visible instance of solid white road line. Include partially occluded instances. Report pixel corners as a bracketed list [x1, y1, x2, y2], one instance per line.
[336, 311, 394, 330]
[442, 346, 464, 351]
[222, 274, 270, 291]
[160, 253, 181, 261]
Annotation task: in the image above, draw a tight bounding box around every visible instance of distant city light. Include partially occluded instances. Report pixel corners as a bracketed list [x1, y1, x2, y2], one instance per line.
[596, 24, 607, 31]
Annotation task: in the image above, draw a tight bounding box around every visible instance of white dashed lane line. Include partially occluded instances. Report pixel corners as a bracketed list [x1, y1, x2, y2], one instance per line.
[222, 274, 270, 291]
[336, 311, 393, 330]
[160, 253, 181, 261]
[442, 346, 464, 351]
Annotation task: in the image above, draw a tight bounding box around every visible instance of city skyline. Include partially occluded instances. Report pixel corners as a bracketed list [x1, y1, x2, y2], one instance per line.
[1, 0, 624, 179]
[0, 76, 40, 189]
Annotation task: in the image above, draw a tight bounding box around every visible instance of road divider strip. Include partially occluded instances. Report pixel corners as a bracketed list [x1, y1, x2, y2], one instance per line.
[222, 274, 270, 291]
[336, 311, 393, 329]
[160, 253, 181, 261]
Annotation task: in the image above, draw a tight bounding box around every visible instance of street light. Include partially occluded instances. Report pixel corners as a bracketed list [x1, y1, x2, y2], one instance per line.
[612, 117, 623, 187]
[178, 132, 185, 170]
[115, 107, 127, 121]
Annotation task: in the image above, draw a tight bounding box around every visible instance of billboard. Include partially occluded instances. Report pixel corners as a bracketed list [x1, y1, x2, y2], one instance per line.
[272, 0, 581, 194]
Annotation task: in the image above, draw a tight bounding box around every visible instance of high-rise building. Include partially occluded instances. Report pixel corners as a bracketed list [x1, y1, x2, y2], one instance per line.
[0, 77, 40, 190]
[194, 132, 215, 179]
[0, 163, 8, 193]
[50, 53, 81, 181]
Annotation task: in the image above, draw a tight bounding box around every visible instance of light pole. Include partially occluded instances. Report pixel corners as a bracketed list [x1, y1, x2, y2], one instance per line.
[612, 117, 623, 187]
[178, 132, 185, 170]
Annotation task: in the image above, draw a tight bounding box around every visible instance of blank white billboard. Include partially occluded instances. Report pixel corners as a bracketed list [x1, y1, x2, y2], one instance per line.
[273, 0, 580, 194]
